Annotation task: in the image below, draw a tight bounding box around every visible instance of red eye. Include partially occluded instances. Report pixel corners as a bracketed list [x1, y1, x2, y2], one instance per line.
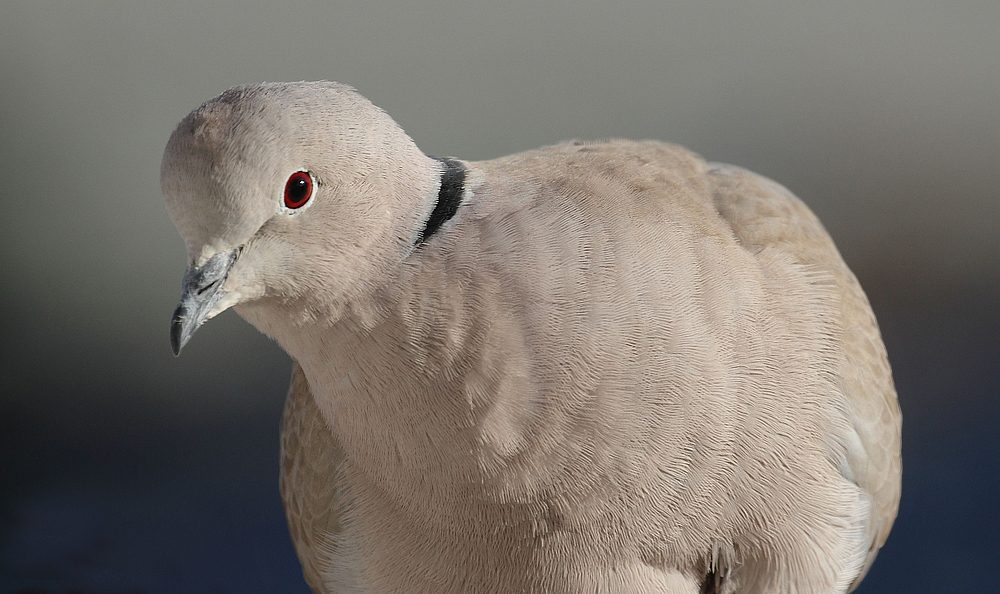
[284, 171, 313, 209]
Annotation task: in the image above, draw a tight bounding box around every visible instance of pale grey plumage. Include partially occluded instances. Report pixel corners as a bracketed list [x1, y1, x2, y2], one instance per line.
[162, 82, 901, 594]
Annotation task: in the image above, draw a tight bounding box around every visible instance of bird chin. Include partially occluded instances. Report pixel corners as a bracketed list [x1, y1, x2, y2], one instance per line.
[231, 297, 297, 344]
[207, 288, 247, 320]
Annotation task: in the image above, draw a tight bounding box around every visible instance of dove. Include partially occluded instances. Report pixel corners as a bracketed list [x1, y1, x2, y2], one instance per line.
[162, 81, 900, 594]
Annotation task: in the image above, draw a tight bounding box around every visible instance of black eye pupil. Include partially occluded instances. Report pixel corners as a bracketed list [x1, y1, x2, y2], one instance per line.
[290, 179, 307, 199]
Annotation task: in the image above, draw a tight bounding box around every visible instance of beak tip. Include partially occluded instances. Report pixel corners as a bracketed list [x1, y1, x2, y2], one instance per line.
[170, 308, 186, 357]
[170, 248, 239, 357]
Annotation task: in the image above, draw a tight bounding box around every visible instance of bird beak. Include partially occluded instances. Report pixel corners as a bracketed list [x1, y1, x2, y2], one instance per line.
[170, 248, 239, 356]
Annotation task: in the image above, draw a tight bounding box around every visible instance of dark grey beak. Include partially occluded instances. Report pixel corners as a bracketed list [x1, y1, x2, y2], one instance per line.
[170, 248, 239, 356]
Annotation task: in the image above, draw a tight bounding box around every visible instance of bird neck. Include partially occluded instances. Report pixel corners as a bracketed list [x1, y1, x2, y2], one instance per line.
[269, 223, 554, 501]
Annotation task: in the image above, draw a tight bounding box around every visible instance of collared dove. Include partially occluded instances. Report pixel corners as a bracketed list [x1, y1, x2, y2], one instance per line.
[162, 82, 900, 594]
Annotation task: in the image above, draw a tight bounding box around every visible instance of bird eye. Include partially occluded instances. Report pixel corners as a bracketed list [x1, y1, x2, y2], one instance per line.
[283, 171, 313, 210]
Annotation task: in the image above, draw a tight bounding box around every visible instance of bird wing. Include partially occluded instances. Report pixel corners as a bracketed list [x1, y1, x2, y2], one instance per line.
[280, 361, 348, 593]
[705, 163, 902, 587]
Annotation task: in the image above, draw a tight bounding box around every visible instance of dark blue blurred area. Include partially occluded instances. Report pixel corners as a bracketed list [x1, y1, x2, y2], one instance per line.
[0, 317, 305, 594]
[2, 1, 998, 592]
[858, 282, 1000, 593]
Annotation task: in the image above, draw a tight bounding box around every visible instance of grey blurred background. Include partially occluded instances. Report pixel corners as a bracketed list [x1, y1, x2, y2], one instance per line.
[1, 1, 997, 592]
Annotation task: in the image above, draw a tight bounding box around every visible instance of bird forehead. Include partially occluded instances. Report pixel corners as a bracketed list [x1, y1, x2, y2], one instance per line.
[167, 83, 394, 182]
[162, 115, 288, 257]
[189, 100, 237, 145]
[174, 100, 282, 164]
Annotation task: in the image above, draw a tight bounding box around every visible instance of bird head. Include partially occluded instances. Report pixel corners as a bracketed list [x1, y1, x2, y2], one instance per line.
[161, 82, 439, 355]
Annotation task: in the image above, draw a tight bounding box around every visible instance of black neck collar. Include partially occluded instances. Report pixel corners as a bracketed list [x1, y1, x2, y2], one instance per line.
[416, 157, 466, 246]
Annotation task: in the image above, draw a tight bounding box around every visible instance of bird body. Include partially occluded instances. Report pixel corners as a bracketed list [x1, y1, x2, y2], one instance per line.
[162, 82, 900, 594]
